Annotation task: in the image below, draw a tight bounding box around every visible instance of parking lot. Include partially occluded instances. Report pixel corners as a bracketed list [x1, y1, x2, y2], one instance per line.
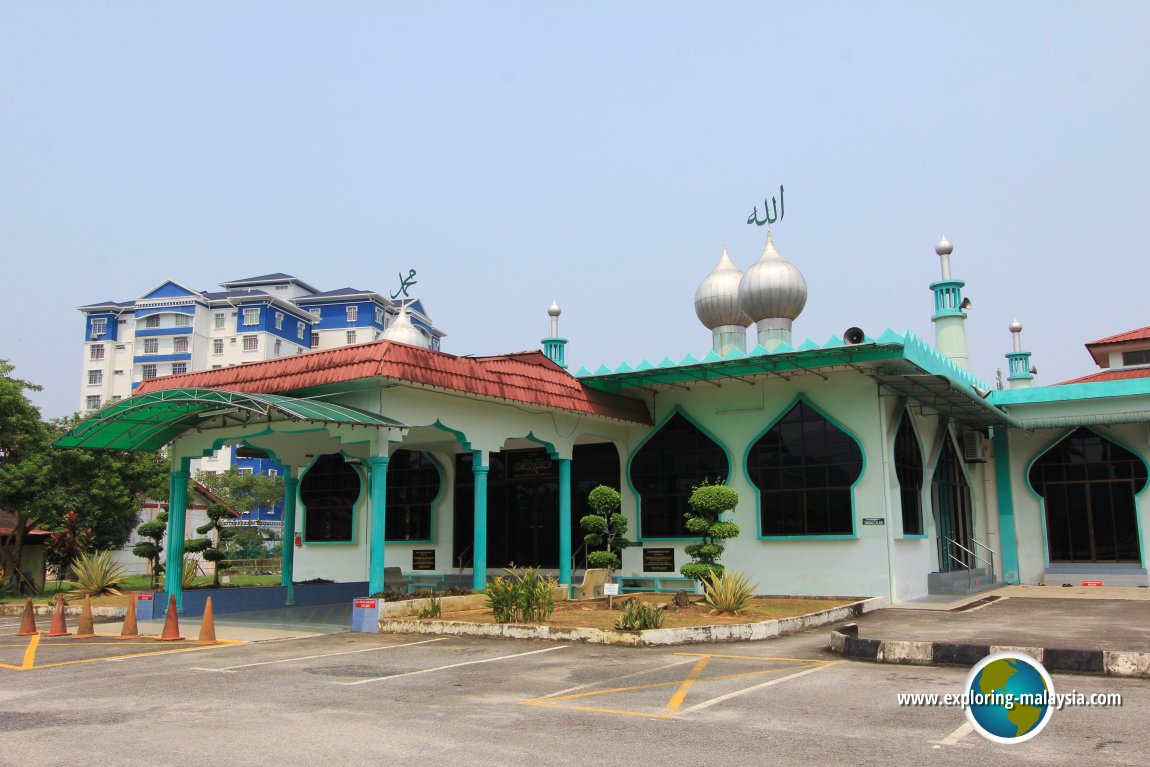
[1, 615, 1145, 767]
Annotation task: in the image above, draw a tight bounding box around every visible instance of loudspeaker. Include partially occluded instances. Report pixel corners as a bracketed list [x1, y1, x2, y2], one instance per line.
[844, 326, 865, 345]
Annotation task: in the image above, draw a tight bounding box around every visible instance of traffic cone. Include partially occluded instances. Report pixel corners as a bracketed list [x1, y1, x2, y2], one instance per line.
[197, 597, 217, 644]
[74, 596, 97, 638]
[117, 593, 140, 639]
[156, 594, 184, 641]
[46, 595, 71, 637]
[16, 598, 38, 636]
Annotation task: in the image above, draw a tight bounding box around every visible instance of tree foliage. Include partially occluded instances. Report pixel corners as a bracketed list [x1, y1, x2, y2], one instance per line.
[580, 485, 631, 572]
[43, 511, 93, 581]
[680, 479, 741, 583]
[132, 511, 168, 590]
[194, 468, 284, 515]
[185, 503, 237, 587]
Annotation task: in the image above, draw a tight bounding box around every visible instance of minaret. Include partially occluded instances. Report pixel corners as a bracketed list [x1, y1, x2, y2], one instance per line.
[930, 235, 970, 370]
[694, 246, 750, 355]
[542, 302, 567, 368]
[737, 231, 807, 350]
[1006, 319, 1035, 389]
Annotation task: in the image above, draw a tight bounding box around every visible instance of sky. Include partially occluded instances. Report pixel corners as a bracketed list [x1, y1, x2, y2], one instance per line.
[2, 2, 1149, 418]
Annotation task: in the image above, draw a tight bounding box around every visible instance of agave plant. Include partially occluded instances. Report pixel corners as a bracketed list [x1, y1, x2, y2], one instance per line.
[72, 550, 127, 597]
[701, 569, 757, 614]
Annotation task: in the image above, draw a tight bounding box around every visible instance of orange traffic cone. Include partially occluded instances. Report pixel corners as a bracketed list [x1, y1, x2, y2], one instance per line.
[197, 597, 217, 644]
[16, 598, 38, 636]
[156, 594, 184, 641]
[74, 596, 97, 638]
[117, 593, 140, 639]
[46, 595, 71, 637]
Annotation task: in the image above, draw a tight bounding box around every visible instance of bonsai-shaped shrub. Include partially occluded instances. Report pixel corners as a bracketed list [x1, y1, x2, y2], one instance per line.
[132, 511, 168, 590]
[680, 479, 740, 583]
[580, 485, 632, 571]
[184, 503, 237, 587]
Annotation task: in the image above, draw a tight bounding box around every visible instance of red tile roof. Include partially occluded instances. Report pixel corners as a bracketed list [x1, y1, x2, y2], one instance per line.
[0, 511, 50, 539]
[1087, 326, 1150, 346]
[1056, 368, 1150, 385]
[134, 341, 652, 425]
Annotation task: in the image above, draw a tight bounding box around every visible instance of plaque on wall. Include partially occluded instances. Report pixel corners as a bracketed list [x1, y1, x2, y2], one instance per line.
[642, 547, 675, 573]
[507, 451, 555, 479]
[412, 549, 436, 570]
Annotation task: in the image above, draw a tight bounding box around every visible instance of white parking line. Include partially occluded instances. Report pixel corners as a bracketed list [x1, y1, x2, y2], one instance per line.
[934, 721, 974, 746]
[679, 661, 839, 715]
[190, 638, 446, 672]
[535, 656, 701, 699]
[334, 644, 570, 686]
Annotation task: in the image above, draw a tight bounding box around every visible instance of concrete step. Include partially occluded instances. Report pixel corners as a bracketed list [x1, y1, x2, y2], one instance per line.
[928, 568, 997, 596]
[1042, 567, 1149, 588]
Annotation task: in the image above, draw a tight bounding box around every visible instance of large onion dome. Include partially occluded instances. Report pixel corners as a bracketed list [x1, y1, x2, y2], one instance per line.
[381, 305, 429, 347]
[694, 247, 750, 330]
[737, 231, 807, 324]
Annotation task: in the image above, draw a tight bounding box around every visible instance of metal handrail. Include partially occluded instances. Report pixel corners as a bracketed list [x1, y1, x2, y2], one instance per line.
[456, 543, 474, 581]
[571, 541, 589, 573]
[947, 551, 973, 590]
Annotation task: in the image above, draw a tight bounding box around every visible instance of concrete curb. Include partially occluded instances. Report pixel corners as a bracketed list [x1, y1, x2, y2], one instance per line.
[0, 603, 126, 618]
[827, 624, 1150, 678]
[379, 597, 884, 646]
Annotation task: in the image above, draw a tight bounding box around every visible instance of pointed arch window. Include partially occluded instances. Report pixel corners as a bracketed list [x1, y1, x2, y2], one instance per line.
[748, 400, 863, 536]
[386, 450, 441, 542]
[1029, 428, 1146, 563]
[894, 414, 924, 535]
[630, 412, 729, 538]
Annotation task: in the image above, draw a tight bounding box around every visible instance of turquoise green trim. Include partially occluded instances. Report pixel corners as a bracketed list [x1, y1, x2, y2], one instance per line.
[929, 278, 967, 320]
[1023, 427, 1150, 570]
[558, 459, 572, 591]
[894, 411, 928, 537]
[281, 472, 299, 605]
[368, 455, 390, 595]
[298, 451, 364, 545]
[625, 405, 735, 541]
[990, 377, 1150, 405]
[165, 468, 191, 612]
[992, 428, 1020, 583]
[383, 450, 445, 545]
[899, 534, 930, 540]
[745, 394, 866, 540]
[472, 457, 489, 590]
[433, 419, 473, 452]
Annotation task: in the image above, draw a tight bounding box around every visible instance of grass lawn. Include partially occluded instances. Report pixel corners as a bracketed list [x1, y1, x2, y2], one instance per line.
[430, 594, 858, 631]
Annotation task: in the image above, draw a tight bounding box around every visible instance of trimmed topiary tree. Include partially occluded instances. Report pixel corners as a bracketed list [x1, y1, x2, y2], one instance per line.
[580, 485, 632, 572]
[184, 503, 237, 587]
[680, 480, 740, 583]
[132, 510, 167, 590]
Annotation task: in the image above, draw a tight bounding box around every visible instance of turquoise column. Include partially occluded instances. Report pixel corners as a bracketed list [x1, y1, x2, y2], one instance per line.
[368, 456, 389, 596]
[993, 428, 1020, 583]
[164, 461, 190, 612]
[281, 470, 299, 606]
[472, 453, 489, 591]
[558, 458, 572, 592]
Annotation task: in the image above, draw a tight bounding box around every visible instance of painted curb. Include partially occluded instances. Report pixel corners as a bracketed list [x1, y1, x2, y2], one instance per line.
[828, 624, 1150, 678]
[0, 603, 127, 618]
[378, 597, 884, 646]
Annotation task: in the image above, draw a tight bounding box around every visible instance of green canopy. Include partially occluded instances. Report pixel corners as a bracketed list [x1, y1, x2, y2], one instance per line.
[54, 388, 404, 451]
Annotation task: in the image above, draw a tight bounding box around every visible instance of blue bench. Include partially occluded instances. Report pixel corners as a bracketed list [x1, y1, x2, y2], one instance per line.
[615, 576, 699, 594]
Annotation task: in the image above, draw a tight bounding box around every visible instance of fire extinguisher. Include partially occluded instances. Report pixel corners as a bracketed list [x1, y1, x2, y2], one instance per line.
[294, 532, 303, 548]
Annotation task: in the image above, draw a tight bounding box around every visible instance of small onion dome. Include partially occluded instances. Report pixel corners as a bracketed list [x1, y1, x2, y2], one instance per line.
[381, 305, 429, 347]
[1009, 319, 1023, 334]
[936, 236, 953, 256]
[548, 301, 561, 317]
[694, 246, 751, 330]
[737, 231, 807, 324]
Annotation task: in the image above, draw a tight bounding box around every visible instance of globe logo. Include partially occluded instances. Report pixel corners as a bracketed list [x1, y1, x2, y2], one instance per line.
[964, 652, 1055, 743]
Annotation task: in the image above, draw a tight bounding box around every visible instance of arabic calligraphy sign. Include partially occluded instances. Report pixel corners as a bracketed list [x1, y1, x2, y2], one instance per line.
[747, 185, 784, 227]
[391, 269, 418, 300]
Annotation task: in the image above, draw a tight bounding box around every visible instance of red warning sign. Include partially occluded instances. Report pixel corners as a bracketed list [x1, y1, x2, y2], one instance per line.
[1081, 580, 1104, 587]
[137, 593, 154, 601]
[354, 598, 378, 609]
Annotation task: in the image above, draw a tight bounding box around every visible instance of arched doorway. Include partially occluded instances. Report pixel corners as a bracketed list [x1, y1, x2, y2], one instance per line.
[933, 437, 973, 571]
[1029, 428, 1146, 564]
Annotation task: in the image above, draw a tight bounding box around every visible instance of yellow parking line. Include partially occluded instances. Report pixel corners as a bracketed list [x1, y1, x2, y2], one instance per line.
[21, 633, 40, 669]
[673, 651, 836, 664]
[665, 656, 710, 712]
[0, 634, 244, 671]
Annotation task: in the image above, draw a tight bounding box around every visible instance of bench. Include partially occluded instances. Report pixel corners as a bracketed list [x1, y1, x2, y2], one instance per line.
[383, 566, 448, 595]
[614, 575, 699, 594]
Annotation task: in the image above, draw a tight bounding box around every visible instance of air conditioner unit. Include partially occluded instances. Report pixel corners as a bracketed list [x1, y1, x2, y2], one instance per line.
[961, 430, 989, 463]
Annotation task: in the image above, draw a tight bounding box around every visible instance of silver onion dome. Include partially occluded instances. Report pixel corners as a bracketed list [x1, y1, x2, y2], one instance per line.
[737, 231, 807, 323]
[1009, 318, 1023, 334]
[694, 246, 750, 330]
[936, 236, 953, 256]
[548, 301, 561, 317]
[382, 305, 429, 347]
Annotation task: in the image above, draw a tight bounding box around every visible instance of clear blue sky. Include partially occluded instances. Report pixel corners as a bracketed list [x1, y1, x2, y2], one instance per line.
[3, 2, 1148, 418]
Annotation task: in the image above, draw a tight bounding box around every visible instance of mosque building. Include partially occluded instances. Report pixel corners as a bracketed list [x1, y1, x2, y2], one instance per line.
[58, 233, 1150, 609]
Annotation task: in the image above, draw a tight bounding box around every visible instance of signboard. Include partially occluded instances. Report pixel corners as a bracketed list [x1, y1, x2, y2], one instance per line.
[1082, 580, 1104, 587]
[354, 598, 378, 609]
[135, 591, 155, 621]
[412, 550, 436, 571]
[643, 547, 676, 573]
[862, 518, 885, 526]
[352, 598, 380, 632]
[603, 583, 620, 596]
[507, 451, 555, 479]
[136, 592, 154, 601]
